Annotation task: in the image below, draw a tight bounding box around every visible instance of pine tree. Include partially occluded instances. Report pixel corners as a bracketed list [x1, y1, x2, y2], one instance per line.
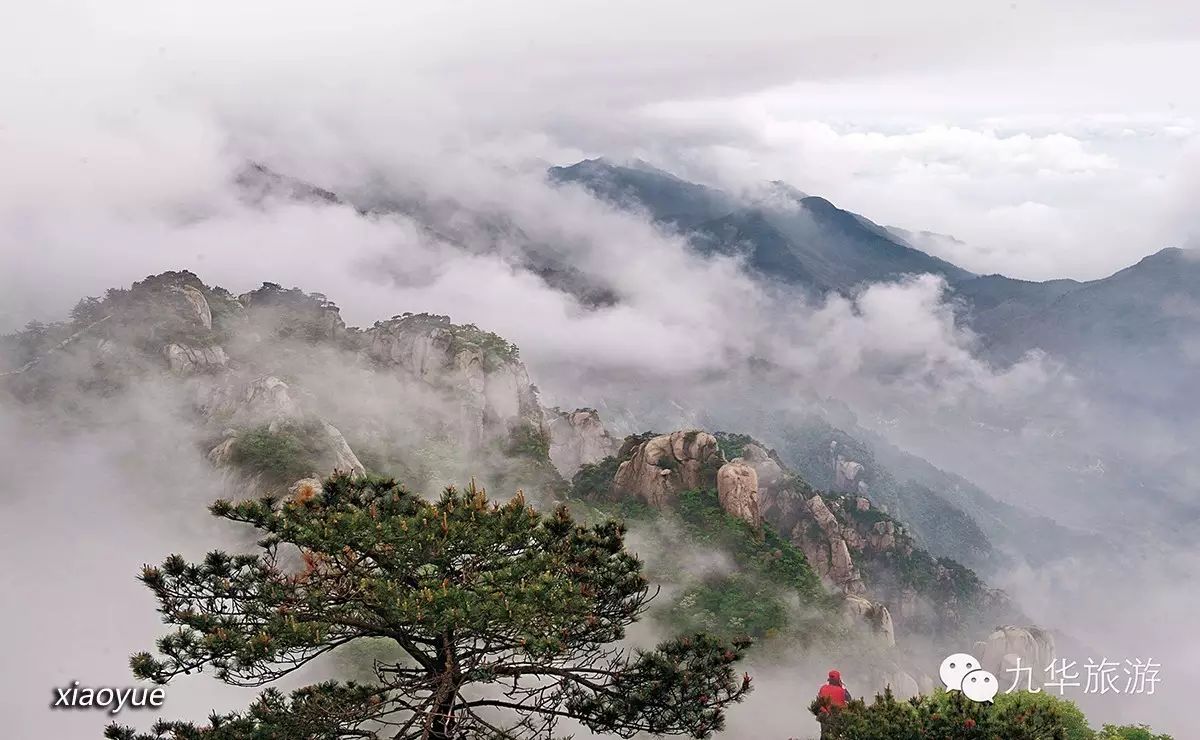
[107, 473, 752, 740]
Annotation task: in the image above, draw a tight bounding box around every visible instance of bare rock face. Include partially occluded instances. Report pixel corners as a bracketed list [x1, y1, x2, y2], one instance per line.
[613, 431, 721, 508]
[545, 408, 619, 476]
[792, 495, 866, 594]
[976, 626, 1056, 678]
[877, 668, 921, 699]
[163, 343, 228, 375]
[367, 317, 458, 379]
[740, 443, 786, 490]
[717, 460, 761, 526]
[843, 594, 896, 647]
[320, 420, 367, 476]
[868, 520, 898, 552]
[365, 315, 541, 449]
[834, 456, 866, 492]
[170, 285, 213, 331]
[203, 375, 301, 422]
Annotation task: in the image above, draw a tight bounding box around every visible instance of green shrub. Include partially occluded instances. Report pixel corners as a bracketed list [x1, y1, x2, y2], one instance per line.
[1098, 724, 1174, 740]
[813, 689, 1092, 740]
[668, 575, 788, 640]
[505, 421, 551, 461]
[675, 488, 824, 599]
[229, 420, 330, 487]
[713, 431, 755, 460]
[570, 455, 621, 499]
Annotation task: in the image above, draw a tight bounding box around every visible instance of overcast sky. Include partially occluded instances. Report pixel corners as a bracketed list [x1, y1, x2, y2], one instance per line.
[2, 0, 1199, 325]
[3, 8, 1198, 732]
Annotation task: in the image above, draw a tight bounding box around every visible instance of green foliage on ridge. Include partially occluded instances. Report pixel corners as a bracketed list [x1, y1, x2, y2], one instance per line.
[669, 575, 789, 640]
[228, 419, 330, 488]
[713, 431, 754, 461]
[675, 488, 824, 600]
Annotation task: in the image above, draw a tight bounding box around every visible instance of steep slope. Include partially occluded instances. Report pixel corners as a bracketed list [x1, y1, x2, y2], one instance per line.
[771, 413, 1088, 569]
[568, 427, 1022, 644]
[0, 271, 561, 501]
[1, 269, 1053, 704]
[548, 158, 736, 227]
[549, 158, 974, 292]
[973, 248, 1200, 405]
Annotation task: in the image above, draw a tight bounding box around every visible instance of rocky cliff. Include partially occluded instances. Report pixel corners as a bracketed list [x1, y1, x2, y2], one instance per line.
[0, 271, 552, 499]
[612, 430, 722, 508]
[544, 407, 619, 476]
[573, 425, 1021, 648]
[1, 269, 1032, 704]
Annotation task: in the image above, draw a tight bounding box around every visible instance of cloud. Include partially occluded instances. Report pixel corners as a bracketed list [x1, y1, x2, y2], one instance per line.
[1, 2, 1198, 733]
[617, 105, 1196, 280]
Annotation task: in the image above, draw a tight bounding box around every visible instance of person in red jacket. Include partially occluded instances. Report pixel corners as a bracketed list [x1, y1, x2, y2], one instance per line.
[817, 669, 852, 708]
[815, 669, 852, 737]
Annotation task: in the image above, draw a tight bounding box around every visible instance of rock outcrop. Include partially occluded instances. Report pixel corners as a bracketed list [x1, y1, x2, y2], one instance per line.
[163, 343, 228, 375]
[834, 455, 866, 493]
[170, 285, 213, 331]
[202, 374, 365, 482]
[879, 668, 922, 699]
[365, 314, 541, 449]
[740, 443, 786, 489]
[206, 420, 365, 480]
[545, 407, 619, 476]
[843, 594, 896, 646]
[613, 431, 721, 508]
[203, 375, 301, 422]
[976, 626, 1056, 678]
[239, 282, 347, 341]
[716, 459, 761, 526]
[792, 494, 866, 594]
[319, 420, 367, 476]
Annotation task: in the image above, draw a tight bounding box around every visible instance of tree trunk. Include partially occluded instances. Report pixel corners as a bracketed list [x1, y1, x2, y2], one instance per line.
[423, 632, 459, 740]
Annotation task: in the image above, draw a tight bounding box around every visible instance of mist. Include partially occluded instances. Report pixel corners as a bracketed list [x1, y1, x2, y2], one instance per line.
[3, 1, 1198, 737]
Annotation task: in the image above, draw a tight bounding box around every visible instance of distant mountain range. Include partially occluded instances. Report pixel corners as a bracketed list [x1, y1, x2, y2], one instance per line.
[549, 158, 974, 295]
[550, 158, 1200, 412]
[227, 159, 1200, 546]
[548, 157, 1200, 541]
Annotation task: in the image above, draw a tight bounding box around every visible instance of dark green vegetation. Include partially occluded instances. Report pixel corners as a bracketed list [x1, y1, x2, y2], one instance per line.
[566, 437, 832, 645]
[571, 455, 622, 500]
[675, 488, 823, 600]
[712, 431, 754, 461]
[661, 487, 833, 642]
[812, 689, 1172, 740]
[227, 419, 333, 489]
[109, 473, 752, 740]
[668, 577, 788, 641]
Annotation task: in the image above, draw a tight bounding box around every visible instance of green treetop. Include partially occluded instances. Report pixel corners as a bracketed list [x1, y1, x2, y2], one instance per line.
[107, 473, 751, 740]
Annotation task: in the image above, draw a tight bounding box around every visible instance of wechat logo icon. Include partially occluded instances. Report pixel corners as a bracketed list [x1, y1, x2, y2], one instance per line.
[940, 652, 998, 703]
